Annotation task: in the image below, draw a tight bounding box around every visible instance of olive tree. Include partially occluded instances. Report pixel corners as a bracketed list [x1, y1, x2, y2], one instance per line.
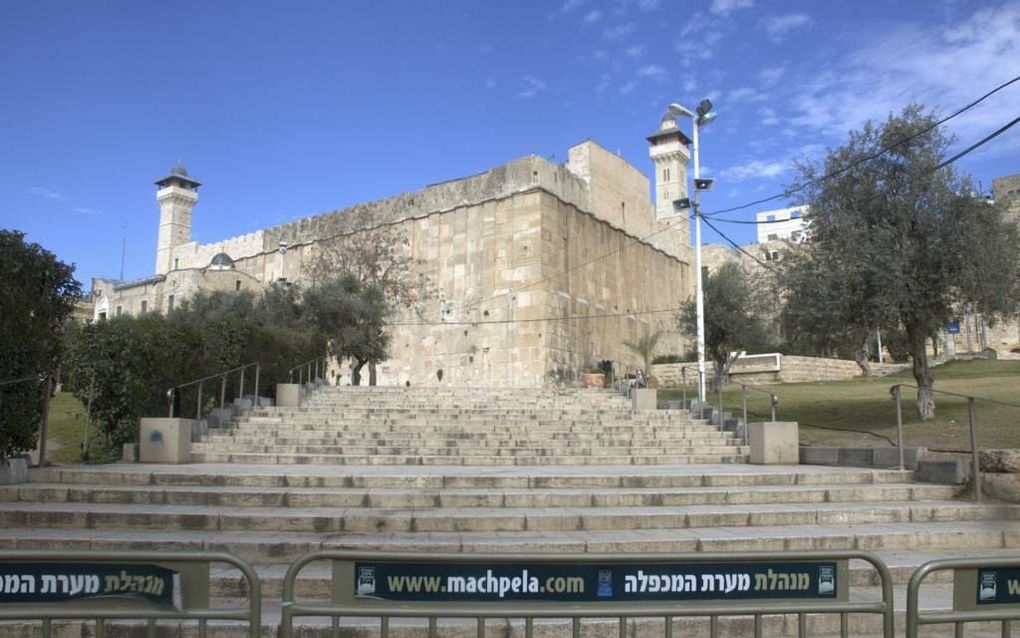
[785, 105, 1020, 419]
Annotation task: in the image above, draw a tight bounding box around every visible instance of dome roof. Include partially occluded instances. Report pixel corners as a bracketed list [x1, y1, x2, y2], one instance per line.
[208, 252, 235, 270]
[170, 161, 190, 177]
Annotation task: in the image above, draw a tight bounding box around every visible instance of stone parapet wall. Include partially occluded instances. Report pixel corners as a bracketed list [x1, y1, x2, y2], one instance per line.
[651, 355, 906, 387]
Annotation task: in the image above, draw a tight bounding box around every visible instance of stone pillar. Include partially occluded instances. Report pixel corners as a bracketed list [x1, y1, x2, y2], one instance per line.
[631, 388, 657, 411]
[139, 418, 193, 464]
[747, 421, 799, 464]
[276, 383, 301, 408]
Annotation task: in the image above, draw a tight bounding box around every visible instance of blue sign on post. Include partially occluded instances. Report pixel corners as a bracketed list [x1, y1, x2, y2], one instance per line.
[947, 322, 961, 334]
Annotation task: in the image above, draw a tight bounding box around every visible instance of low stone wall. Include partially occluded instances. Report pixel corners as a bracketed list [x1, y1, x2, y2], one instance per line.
[651, 355, 906, 387]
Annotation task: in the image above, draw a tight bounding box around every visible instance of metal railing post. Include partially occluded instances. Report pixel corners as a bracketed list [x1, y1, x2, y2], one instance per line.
[894, 385, 905, 470]
[254, 364, 260, 405]
[37, 376, 51, 468]
[967, 397, 981, 503]
[717, 382, 723, 425]
[220, 375, 227, 409]
[741, 384, 748, 423]
[681, 368, 687, 407]
[239, 367, 246, 401]
[770, 394, 777, 422]
[197, 381, 203, 420]
[167, 388, 176, 418]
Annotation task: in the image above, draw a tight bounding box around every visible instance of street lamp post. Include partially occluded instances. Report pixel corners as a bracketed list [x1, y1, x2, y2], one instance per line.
[668, 100, 717, 408]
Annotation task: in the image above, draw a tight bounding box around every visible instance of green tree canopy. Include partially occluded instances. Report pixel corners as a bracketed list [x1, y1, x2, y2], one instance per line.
[303, 275, 390, 386]
[0, 230, 81, 458]
[679, 262, 772, 391]
[784, 104, 1020, 419]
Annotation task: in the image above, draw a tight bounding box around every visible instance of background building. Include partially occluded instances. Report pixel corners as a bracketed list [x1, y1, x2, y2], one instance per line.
[93, 122, 696, 387]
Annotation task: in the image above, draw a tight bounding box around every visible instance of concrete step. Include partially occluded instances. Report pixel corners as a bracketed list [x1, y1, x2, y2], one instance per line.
[189, 443, 747, 456]
[1, 498, 1014, 534]
[29, 465, 921, 489]
[0, 481, 959, 509]
[187, 451, 752, 465]
[0, 520, 1015, 565]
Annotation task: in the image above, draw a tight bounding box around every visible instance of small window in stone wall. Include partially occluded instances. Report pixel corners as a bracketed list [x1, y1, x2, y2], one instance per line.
[174, 258, 179, 270]
[141, 300, 147, 313]
[235, 280, 241, 291]
[116, 306, 122, 316]
[168, 295, 175, 313]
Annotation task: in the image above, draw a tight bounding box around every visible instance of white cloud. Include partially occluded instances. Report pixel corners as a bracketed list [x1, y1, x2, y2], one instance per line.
[758, 66, 786, 85]
[28, 187, 63, 200]
[584, 9, 603, 23]
[596, 73, 612, 95]
[603, 22, 637, 40]
[619, 81, 637, 95]
[637, 64, 668, 80]
[728, 86, 769, 103]
[783, 3, 1020, 159]
[638, 0, 661, 9]
[676, 12, 729, 66]
[72, 207, 100, 215]
[625, 45, 646, 57]
[763, 13, 812, 41]
[516, 75, 547, 99]
[710, 0, 753, 17]
[559, 0, 587, 13]
[721, 159, 790, 181]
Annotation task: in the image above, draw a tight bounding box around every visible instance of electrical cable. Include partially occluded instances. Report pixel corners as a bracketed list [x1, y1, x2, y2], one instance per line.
[701, 74, 1020, 219]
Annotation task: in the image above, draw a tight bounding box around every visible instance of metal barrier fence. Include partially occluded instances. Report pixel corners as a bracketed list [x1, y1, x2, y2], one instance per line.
[281, 550, 894, 638]
[907, 557, 1020, 637]
[0, 550, 261, 638]
[890, 383, 1020, 502]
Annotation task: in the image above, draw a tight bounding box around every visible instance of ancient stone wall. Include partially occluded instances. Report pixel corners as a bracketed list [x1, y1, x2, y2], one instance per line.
[651, 355, 905, 387]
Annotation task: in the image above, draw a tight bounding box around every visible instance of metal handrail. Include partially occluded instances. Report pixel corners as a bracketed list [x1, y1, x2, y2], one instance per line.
[889, 383, 1020, 502]
[167, 362, 260, 419]
[288, 355, 328, 385]
[0, 373, 52, 467]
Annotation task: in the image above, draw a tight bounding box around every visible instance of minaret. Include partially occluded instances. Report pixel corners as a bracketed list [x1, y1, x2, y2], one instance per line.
[648, 113, 692, 255]
[154, 161, 200, 275]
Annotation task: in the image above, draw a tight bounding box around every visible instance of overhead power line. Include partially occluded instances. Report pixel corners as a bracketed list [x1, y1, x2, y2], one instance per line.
[701, 74, 1020, 219]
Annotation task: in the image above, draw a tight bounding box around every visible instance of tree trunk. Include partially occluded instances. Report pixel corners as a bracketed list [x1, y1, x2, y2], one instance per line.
[906, 323, 935, 420]
[351, 359, 365, 386]
[854, 344, 871, 377]
[711, 358, 727, 393]
[368, 362, 377, 386]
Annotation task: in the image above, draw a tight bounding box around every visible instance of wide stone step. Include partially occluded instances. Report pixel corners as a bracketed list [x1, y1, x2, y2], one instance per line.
[188, 451, 751, 465]
[189, 443, 747, 456]
[1, 499, 1013, 534]
[1, 481, 958, 509]
[201, 434, 738, 446]
[0, 520, 1014, 565]
[29, 465, 921, 489]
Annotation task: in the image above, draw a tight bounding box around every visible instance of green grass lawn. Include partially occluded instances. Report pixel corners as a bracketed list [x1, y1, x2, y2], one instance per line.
[660, 360, 1020, 452]
[43, 392, 115, 464]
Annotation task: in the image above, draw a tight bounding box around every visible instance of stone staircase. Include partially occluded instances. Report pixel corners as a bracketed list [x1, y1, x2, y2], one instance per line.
[191, 386, 750, 465]
[0, 385, 1017, 636]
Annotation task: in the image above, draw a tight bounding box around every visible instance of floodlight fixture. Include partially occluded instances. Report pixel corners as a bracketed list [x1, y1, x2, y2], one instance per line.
[694, 178, 714, 191]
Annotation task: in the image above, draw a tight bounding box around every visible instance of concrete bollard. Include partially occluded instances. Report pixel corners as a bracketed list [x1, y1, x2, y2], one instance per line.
[139, 418, 193, 464]
[747, 421, 799, 464]
[631, 388, 657, 411]
[276, 383, 301, 408]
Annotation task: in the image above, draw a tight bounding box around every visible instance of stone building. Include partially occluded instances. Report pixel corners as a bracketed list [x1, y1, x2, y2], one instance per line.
[93, 118, 698, 386]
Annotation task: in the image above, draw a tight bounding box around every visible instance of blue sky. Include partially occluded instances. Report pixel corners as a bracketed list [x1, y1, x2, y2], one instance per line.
[2, 0, 1018, 289]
